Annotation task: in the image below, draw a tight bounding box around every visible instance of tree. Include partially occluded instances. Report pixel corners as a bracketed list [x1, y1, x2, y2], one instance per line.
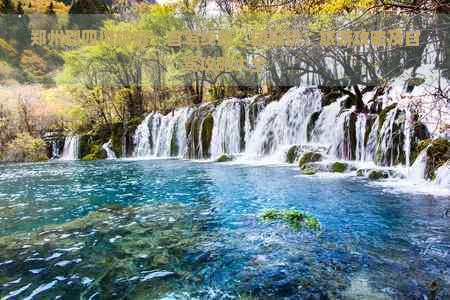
[46, 1, 55, 14]
[16, 1, 24, 14]
[0, 0, 14, 13]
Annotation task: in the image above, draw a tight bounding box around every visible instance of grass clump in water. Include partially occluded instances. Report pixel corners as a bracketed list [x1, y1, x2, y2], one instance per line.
[259, 208, 320, 231]
[259, 208, 283, 221]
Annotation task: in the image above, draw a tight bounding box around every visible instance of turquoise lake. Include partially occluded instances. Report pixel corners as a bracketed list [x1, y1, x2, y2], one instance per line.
[0, 159, 449, 299]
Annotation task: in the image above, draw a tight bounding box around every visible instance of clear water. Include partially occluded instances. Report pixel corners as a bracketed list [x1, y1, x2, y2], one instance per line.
[0, 160, 449, 299]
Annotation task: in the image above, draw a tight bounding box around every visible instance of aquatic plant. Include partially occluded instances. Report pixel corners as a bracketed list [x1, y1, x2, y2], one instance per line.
[259, 208, 283, 221]
[259, 208, 320, 231]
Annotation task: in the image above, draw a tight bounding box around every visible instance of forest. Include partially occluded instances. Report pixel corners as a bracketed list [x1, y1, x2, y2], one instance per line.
[0, 0, 448, 163]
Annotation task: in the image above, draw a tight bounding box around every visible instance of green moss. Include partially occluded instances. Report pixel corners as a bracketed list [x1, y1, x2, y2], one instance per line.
[201, 113, 214, 158]
[423, 138, 450, 179]
[216, 154, 232, 162]
[298, 152, 322, 169]
[330, 162, 347, 173]
[286, 145, 300, 164]
[368, 170, 389, 180]
[356, 169, 365, 176]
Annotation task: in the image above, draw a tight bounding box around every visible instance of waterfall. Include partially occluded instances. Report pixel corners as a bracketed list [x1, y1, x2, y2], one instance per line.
[376, 107, 402, 166]
[51, 141, 60, 159]
[210, 98, 246, 158]
[102, 139, 117, 160]
[133, 108, 193, 158]
[403, 108, 412, 167]
[408, 146, 429, 181]
[365, 117, 379, 161]
[245, 87, 322, 158]
[333, 110, 353, 160]
[435, 162, 450, 187]
[310, 96, 346, 152]
[61, 135, 80, 161]
[355, 114, 367, 161]
[134, 113, 163, 157]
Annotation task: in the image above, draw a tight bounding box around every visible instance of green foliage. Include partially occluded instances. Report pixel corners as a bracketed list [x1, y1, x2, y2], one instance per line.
[258, 208, 320, 231]
[81, 144, 106, 161]
[0, 133, 48, 162]
[330, 162, 347, 173]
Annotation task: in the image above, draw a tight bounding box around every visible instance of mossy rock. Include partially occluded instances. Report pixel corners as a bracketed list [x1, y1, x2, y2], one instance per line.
[356, 169, 366, 176]
[216, 154, 232, 162]
[300, 164, 317, 175]
[298, 152, 322, 169]
[330, 162, 348, 173]
[286, 145, 301, 164]
[368, 170, 389, 180]
[417, 138, 450, 179]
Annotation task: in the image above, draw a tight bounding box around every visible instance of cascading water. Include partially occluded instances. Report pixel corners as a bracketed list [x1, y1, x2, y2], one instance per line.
[355, 114, 367, 161]
[365, 117, 379, 162]
[310, 96, 346, 155]
[376, 107, 403, 166]
[133, 108, 193, 158]
[403, 108, 412, 168]
[61, 135, 80, 161]
[210, 98, 246, 158]
[134, 113, 163, 157]
[102, 139, 117, 160]
[408, 145, 429, 182]
[333, 111, 353, 160]
[245, 87, 322, 158]
[435, 162, 450, 187]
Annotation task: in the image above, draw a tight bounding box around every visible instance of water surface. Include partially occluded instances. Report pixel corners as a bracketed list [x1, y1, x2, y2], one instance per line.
[0, 159, 449, 299]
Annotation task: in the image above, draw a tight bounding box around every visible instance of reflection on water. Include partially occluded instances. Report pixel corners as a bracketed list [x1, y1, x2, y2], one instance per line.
[0, 159, 449, 299]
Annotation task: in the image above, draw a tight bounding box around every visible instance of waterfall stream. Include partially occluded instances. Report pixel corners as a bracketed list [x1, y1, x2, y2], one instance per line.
[245, 87, 322, 158]
[102, 140, 117, 160]
[129, 86, 448, 186]
[355, 114, 367, 161]
[61, 135, 80, 161]
[210, 98, 246, 158]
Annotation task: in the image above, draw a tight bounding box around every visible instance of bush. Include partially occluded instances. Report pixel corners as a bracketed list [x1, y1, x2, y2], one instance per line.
[1, 133, 48, 163]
